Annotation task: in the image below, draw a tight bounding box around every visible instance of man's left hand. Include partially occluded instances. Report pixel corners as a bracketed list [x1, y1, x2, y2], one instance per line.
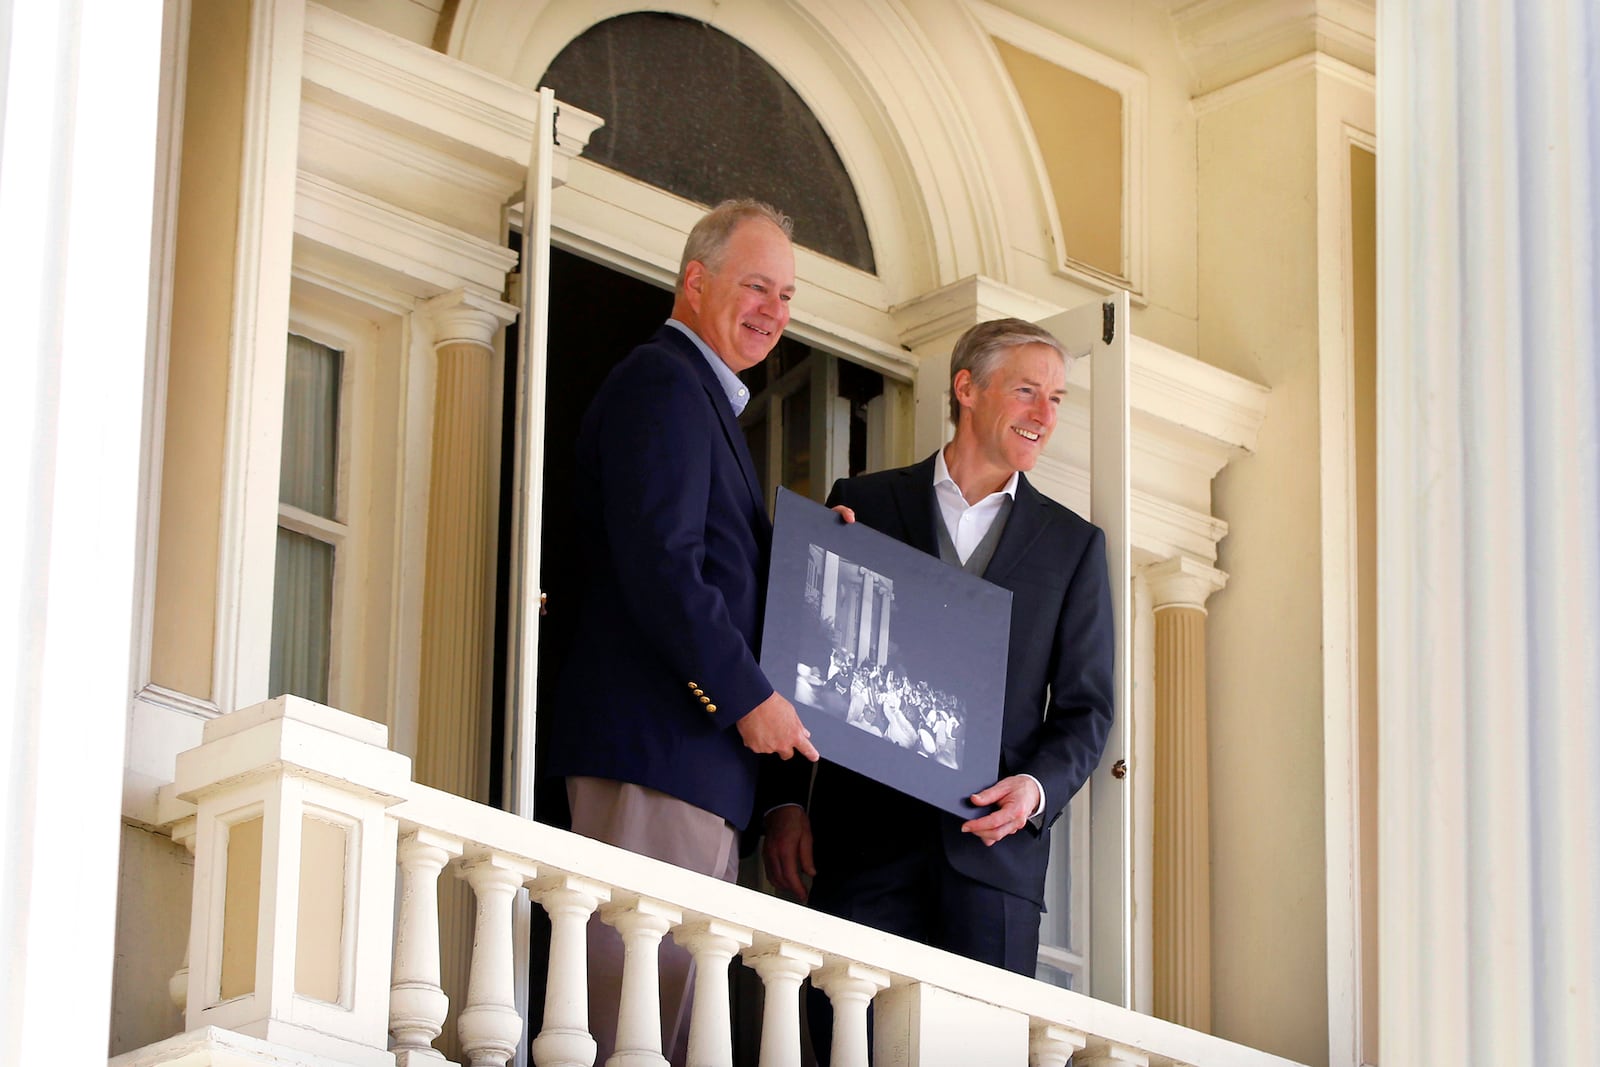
[960, 775, 1041, 846]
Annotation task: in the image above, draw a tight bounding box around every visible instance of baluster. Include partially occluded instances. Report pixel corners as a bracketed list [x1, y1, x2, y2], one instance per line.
[531, 874, 611, 1067]
[458, 853, 538, 1067]
[672, 919, 753, 1067]
[744, 939, 822, 1067]
[1028, 1023, 1087, 1067]
[1078, 1042, 1150, 1067]
[166, 816, 196, 1019]
[812, 961, 889, 1067]
[601, 897, 683, 1067]
[391, 830, 464, 1064]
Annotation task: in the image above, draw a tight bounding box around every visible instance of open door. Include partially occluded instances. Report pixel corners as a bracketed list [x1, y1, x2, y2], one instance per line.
[503, 87, 557, 823]
[1038, 292, 1134, 1007]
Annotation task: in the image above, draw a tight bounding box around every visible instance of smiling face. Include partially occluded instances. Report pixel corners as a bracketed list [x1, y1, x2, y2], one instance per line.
[679, 218, 795, 373]
[951, 341, 1067, 487]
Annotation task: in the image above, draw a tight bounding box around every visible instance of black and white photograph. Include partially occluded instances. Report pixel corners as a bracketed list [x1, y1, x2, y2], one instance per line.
[761, 488, 1012, 816]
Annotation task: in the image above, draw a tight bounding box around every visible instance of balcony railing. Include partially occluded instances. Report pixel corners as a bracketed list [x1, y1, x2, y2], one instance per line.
[120, 697, 1307, 1067]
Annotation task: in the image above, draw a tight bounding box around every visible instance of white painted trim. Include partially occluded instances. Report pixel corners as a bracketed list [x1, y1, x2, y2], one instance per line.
[212, 0, 306, 715]
[294, 172, 518, 299]
[1192, 51, 1375, 117]
[1319, 89, 1375, 1067]
[303, 2, 546, 172]
[968, 0, 1150, 297]
[130, 0, 192, 703]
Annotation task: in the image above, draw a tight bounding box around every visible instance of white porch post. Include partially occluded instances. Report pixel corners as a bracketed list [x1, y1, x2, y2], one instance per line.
[0, 0, 161, 1063]
[1377, 1, 1600, 1063]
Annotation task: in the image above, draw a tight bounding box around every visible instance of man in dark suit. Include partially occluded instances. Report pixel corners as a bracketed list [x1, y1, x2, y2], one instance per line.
[764, 317, 1114, 1012]
[547, 199, 818, 1063]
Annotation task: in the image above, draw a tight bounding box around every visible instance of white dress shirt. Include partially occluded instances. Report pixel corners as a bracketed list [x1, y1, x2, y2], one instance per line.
[932, 447, 1046, 822]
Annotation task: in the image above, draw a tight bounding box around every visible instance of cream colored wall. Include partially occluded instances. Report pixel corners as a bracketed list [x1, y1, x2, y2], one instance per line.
[108, 825, 191, 1057]
[148, 0, 250, 700]
[950, 0, 1201, 355]
[1201, 69, 1330, 1066]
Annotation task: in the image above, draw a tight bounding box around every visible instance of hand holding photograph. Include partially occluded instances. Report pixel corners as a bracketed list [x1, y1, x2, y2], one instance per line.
[761, 488, 1012, 817]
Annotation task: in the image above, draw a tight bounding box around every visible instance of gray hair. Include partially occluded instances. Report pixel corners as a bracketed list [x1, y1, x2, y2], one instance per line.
[676, 199, 794, 294]
[948, 317, 1070, 424]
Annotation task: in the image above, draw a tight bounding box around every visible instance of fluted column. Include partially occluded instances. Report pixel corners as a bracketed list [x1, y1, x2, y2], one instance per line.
[1378, 2, 1600, 1063]
[1145, 557, 1226, 1032]
[414, 289, 516, 801]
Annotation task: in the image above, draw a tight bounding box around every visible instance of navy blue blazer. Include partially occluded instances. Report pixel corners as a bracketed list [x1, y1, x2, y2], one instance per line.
[547, 325, 776, 829]
[800, 454, 1115, 905]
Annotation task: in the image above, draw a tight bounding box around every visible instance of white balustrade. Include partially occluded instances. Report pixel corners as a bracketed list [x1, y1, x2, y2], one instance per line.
[531, 874, 610, 1067]
[812, 960, 889, 1067]
[1030, 1022, 1088, 1067]
[146, 700, 1310, 1067]
[744, 938, 822, 1067]
[673, 919, 752, 1067]
[458, 853, 538, 1067]
[601, 896, 682, 1067]
[392, 829, 465, 1064]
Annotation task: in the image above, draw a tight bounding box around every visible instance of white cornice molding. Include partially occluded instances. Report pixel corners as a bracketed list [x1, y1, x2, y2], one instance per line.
[1129, 334, 1270, 453]
[1161, 0, 1374, 96]
[295, 172, 518, 299]
[891, 275, 1063, 350]
[302, 2, 601, 182]
[1031, 453, 1231, 564]
[1192, 50, 1374, 116]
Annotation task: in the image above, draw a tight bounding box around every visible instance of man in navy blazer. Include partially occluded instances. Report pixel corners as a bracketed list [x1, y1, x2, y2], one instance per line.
[765, 318, 1115, 994]
[547, 200, 818, 1062]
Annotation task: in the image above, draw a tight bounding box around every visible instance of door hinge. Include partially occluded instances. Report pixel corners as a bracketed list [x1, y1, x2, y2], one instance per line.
[1102, 301, 1115, 346]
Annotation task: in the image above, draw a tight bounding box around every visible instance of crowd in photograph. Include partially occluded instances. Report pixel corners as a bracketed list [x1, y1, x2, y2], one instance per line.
[801, 648, 967, 770]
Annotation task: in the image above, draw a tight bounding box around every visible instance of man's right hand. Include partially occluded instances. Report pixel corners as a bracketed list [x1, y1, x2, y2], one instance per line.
[736, 690, 820, 762]
[763, 804, 815, 902]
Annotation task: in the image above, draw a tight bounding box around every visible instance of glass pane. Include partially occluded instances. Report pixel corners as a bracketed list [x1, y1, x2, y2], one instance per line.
[539, 13, 876, 273]
[280, 334, 342, 517]
[1038, 810, 1074, 951]
[1035, 959, 1077, 992]
[782, 385, 811, 499]
[270, 527, 333, 703]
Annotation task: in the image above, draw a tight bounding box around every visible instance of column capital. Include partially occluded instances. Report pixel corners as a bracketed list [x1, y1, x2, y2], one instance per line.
[419, 288, 518, 349]
[1144, 556, 1227, 612]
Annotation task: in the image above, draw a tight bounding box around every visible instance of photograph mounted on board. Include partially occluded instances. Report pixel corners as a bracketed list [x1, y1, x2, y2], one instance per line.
[760, 488, 1011, 817]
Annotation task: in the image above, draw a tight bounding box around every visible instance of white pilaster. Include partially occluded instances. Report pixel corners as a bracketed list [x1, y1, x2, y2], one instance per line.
[0, 5, 163, 1063]
[1377, 1, 1600, 1063]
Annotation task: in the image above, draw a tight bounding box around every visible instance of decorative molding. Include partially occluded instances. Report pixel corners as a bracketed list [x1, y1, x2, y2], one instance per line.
[295, 172, 518, 299]
[1130, 334, 1270, 453]
[419, 288, 519, 347]
[1162, 0, 1374, 96]
[1031, 454, 1231, 564]
[1144, 556, 1229, 611]
[1192, 50, 1374, 117]
[891, 274, 1063, 350]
